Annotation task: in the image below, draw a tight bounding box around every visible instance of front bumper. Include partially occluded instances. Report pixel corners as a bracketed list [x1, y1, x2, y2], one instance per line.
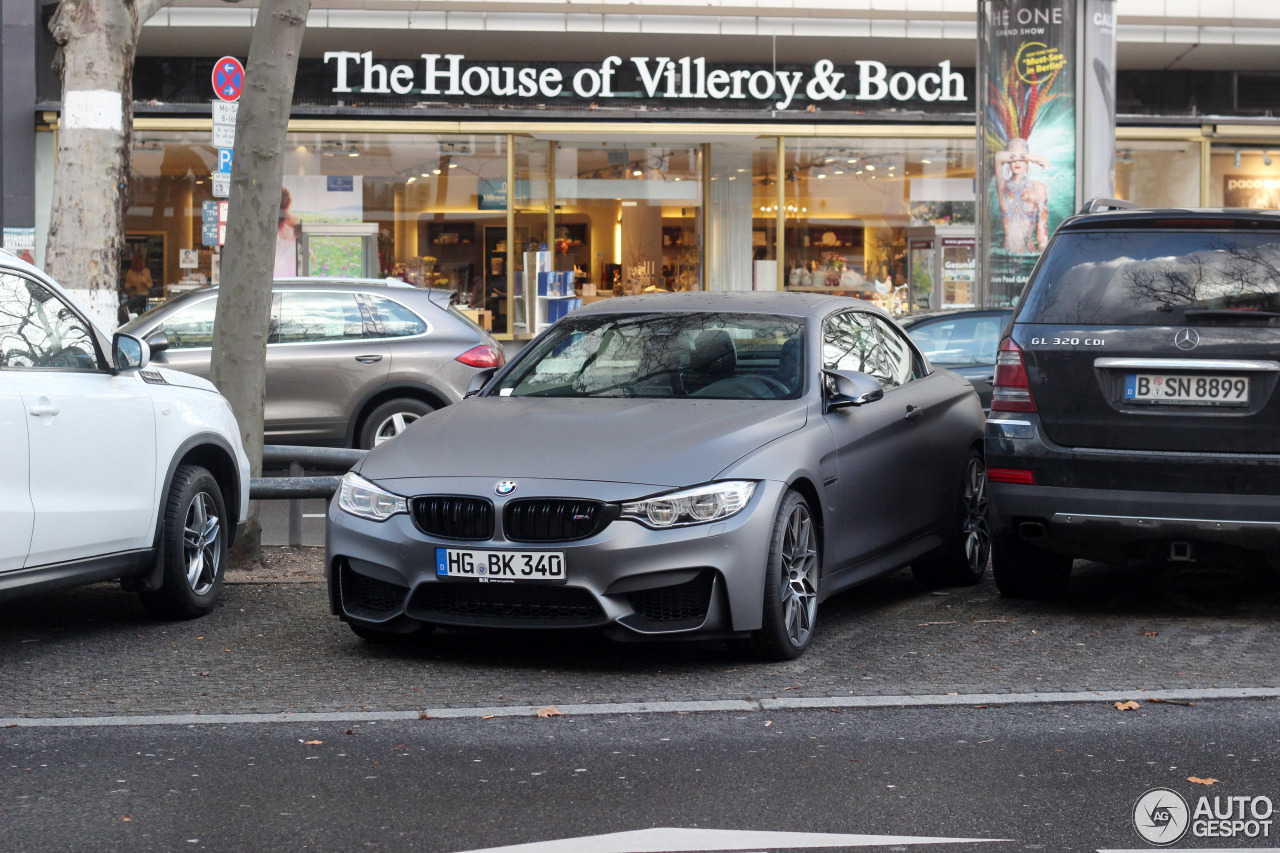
[325, 477, 785, 639]
[986, 416, 1280, 561]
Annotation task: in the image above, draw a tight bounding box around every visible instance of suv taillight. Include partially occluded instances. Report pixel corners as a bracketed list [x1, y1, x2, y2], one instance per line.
[456, 344, 505, 369]
[992, 337, 1036, 413]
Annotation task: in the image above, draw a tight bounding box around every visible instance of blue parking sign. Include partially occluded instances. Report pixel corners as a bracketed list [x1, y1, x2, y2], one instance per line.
[217, 148, 234, 174]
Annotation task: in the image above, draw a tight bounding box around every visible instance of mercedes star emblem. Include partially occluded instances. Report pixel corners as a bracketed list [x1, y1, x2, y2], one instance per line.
[1174, 328, 1200, 351]
[495, 480, 517, 496]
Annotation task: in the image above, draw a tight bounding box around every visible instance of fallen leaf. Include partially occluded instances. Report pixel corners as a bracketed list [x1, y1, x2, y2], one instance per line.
[1188, 776, 1219, 785]
[122, 814, 132, 822]
[783, 685, 802, 691]
[764, 720, 773, 726]
[1114, 700, 1141, 711]
[345, 729, 354, 735]
[972, 704, 989, 709]
[1150, 698, 1194, 707]
[537, 706, 563, 718]
[304, 740, 324, 745]
[393, 745, 407, 749]
[1144, 632, 1159, 637]
[418, 713, 432, 721]
[481, 715, 495, 720]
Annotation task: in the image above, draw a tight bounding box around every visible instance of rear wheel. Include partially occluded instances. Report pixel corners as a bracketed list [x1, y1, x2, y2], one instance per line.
[358, 398, 434, 449]
[139, 465, 227, 620]
[912, 450, 991, 588]
[991, 535, 1073, 599]
[747, 490, 820, 661]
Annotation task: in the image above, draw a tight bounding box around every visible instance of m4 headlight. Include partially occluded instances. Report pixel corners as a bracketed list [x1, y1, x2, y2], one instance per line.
[620, 481, 756, 529]
[338, 472, 408, 522]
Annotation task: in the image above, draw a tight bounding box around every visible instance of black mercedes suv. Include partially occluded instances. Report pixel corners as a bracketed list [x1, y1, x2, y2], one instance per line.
[986, 200, 1280, 597]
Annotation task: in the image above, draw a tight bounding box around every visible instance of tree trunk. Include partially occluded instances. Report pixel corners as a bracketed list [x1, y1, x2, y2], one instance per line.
[45, 0, 173, 330]
[209, 0, 311, 559]
[45, 0, 138, 330]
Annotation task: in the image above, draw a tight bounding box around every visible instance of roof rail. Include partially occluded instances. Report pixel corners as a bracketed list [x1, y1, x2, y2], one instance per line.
[1078, 197, 1137, 215]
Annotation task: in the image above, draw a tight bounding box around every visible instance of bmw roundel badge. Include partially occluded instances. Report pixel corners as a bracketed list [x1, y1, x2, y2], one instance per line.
[495, 480, 517, 496]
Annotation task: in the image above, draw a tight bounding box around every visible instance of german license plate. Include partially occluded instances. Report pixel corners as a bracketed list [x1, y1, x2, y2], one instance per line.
[1124, 374, 1249, 406]
[435, 547, 566, 582]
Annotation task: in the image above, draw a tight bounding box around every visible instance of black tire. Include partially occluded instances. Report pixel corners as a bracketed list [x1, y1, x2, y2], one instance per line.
[991, 535, 1073, 599]
[747, 490, 821, 661]
[358, 398, 435, 449]
[349, 621, 434, 644]
[912, 449, 991, 588]
[138, 465, 228, 620]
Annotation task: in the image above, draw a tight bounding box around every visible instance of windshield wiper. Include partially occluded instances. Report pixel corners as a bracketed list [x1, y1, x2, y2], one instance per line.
[1183, 308, 1280, 323]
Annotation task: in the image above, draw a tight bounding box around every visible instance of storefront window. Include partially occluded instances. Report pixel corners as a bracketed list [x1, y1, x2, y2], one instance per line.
[711, 140, 776, 291]
[1208, 145, 1280, 209]
[782, 138, 974, 314]
[127, 130, 511, 329]
[1116, 140, 1201, 208]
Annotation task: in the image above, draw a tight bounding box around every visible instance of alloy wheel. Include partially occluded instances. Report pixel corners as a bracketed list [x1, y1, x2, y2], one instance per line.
[183, 491, 222, 596]
[373, 411, 421, 446]
[780, 503, 819, 647]
[962, 456, 992, 575]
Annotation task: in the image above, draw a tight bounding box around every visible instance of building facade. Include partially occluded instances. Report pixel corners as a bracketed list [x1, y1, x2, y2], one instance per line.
[13, 0, 1280, 337]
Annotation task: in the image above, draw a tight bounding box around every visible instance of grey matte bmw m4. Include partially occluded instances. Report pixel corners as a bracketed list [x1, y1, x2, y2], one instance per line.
[326, 292, 988, 659]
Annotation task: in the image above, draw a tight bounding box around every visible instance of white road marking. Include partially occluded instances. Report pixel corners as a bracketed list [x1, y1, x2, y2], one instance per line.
[449, 827, 1002, 853]
[3, 688, 1277, 728]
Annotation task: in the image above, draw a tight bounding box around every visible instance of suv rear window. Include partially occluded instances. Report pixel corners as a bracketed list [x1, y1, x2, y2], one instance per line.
[1020, 230, 1280, 325]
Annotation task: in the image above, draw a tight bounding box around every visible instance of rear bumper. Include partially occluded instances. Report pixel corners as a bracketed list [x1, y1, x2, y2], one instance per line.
[986, 415, 1280, 559]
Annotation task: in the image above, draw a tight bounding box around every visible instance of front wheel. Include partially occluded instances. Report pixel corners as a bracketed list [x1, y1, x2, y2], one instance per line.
[747, 490, 820, 661]
[912, 450, 991, 588]
[358, 398, 435, 449]
[139, 464, 227, 620]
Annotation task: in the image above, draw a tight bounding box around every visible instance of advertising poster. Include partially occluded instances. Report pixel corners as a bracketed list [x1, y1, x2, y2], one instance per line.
[1225, 175, 1280, 209]
[979, 0, 1077, 306]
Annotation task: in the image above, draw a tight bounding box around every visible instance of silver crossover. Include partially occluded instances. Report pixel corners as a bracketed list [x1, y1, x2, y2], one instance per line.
[326, 292, 988, 659]
[119, 279, 504, 448]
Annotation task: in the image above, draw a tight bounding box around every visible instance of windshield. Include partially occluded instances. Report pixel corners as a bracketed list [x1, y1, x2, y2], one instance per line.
[494, 312, 806, 400]
[1021, 230, 1280, 325]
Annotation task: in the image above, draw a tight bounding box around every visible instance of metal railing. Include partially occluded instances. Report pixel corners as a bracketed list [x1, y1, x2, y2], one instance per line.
[250, 445, 368, 546]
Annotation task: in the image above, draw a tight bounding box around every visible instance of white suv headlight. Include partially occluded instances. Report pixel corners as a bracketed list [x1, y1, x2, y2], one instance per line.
[338, 472, 408, 522]
[620, 481, 756, 529]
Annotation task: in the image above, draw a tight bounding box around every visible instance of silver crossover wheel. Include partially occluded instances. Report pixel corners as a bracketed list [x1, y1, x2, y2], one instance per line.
[779, 502, 819, 647]
[747, 490, 821, 661]
[183, 490, 222, 596]
[372, 411, 421, 446]
[358, 397, 435, 449]
[912, 449, 991, 589]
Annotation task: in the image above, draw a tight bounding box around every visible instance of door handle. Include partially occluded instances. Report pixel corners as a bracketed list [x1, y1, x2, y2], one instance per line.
[904, 404, 922, 422]
[354, 354, 383, 364]
[28, 404, 60, 417]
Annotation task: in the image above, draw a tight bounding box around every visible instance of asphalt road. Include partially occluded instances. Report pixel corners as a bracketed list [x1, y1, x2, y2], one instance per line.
[7, 702, 1279, 853]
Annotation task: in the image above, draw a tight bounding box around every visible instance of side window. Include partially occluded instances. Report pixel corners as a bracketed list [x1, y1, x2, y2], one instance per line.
[157, 297, 218, 349]
[0, 273, 99, 370]
[365, 294, 428, 338]
[822, 311, 915, 391]
[277, 292, 368, 343]
[910, 315, 999, 368]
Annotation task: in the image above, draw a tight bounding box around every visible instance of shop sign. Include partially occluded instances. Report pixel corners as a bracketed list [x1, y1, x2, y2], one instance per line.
[1224, 175, 1280, 208]
[323, 52, 967, 110]
[477, 178, 532, 211]
[211, 173, 230, 198]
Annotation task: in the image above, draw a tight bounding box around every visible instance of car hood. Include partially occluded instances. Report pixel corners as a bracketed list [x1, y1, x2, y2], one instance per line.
[360, 397, 808, 489]
[148, 366, 219, 393]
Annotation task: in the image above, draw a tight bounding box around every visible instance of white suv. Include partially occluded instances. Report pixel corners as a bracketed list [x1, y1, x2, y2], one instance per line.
[0, 250, 249, 618]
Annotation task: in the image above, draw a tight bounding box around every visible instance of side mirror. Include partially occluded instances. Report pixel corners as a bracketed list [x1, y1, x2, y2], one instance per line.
[112, 332, 151, 372]
[823, 369, 884, 411]
[464, 368, 497, 398]
[146, 330, 170, 355]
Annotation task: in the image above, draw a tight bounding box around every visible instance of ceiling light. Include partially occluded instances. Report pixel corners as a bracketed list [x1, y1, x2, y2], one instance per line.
[674, 177, 682, 182]
[448, 163, 457, 168]
[866, 164, 876, 171]
[922, 159, 933, 164]
[432, 168, 441, 175]
[1266, 151, 1274, 166]
[1234, 150, 1242, 168]
[736, 168, 747, 173]
[632, 169, 643, 176]
[833, 170, 844, 175]
[817, 174, 827, 179]
[348, 151, 359, 158]
[407, 177, 416, 183]
[846, 159, 857, 164]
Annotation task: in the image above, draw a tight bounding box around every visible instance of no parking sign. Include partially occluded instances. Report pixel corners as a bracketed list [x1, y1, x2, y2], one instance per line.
[212, 56, 244, 102]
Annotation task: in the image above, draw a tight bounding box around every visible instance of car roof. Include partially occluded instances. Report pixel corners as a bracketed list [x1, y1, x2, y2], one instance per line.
[574, 290, 879, 319]
[1060, 207, 1280, 232]
[899, 308, 1014, 327]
